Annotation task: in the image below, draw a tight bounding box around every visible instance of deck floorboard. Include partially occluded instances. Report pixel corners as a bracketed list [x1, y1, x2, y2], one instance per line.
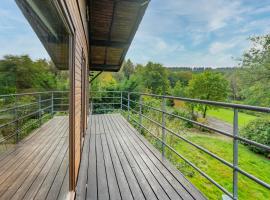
[0, 116, 69, 200]
[76, 114, 206, 200]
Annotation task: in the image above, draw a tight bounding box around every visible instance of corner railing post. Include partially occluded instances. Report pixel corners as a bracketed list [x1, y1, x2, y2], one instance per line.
[139, 94, 142, 134]
[161, 96, 166, 161]
[14, 96, 19, 143]
[128, 92, 130, 121]
[120, 91, 123, 110]
[233, 108, 239, 200]
[51, 91, 54, 115]
[38, 94, 41, 127]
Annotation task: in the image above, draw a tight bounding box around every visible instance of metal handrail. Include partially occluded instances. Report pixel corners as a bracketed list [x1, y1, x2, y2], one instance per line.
[90, 90, 270, 200]
[0, 91, 69, 145]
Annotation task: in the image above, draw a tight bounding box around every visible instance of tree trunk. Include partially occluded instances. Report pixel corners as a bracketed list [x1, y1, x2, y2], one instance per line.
[203, 105, 207, 118]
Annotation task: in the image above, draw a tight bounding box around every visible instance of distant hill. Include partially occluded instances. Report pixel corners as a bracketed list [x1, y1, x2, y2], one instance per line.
[167, 67, 238, 73]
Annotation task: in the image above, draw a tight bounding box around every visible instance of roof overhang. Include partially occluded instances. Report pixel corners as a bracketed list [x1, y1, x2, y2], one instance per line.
[16, 0, 70, 70]
[15, 0, 149, 71]
[89, 0, 150, 72]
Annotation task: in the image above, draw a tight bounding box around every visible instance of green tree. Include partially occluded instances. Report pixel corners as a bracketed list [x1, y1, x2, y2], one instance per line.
[121, 59, 135, 80]
[172, 81, 185, 97]
[239, 35, 270, 106]
[0, 55, 66, 94]
[187, 71, 229, 118]
[141, 62, 170, 94]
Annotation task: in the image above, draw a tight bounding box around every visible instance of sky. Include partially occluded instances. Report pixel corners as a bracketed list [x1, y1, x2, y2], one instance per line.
[1, 0, 270, 68]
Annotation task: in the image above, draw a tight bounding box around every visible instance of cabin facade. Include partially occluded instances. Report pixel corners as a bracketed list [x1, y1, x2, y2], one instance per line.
[15, 0, 149, 197]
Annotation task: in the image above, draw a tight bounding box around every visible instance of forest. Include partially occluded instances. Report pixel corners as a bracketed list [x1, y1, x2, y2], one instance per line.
[0, 35, 269, 199]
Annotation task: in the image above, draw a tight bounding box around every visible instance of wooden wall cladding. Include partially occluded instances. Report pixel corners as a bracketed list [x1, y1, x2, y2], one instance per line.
[61, 0, 89, 192]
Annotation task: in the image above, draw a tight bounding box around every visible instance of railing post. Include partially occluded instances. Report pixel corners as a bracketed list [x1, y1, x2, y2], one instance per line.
[161, 96, 166, 161]
[14, 96, 19, 143]
[139, 94, 142, 134]
[38, 94, 41, 127]
[128, 92, 130, 121]
[120, 91, 123, 110]
[51, 92, 54, 115]
[233, 108, 239, 200]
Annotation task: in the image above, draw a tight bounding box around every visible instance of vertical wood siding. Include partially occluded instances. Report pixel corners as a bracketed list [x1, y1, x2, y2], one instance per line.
[61, 0, 89, 192]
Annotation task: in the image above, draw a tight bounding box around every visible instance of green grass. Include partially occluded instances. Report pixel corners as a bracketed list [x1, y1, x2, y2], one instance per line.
[162, 133, 270, 200]
[206, 108, 258, 127]
[127, 108, 270, 200]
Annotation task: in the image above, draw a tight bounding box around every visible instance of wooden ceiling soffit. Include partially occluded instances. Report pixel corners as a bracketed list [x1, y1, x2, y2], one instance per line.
[89, 0, 150, 72]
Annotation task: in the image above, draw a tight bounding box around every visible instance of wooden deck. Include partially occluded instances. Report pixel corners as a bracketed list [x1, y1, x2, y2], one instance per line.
[76, 114, 206, 200]
[0, 116, 69, 200]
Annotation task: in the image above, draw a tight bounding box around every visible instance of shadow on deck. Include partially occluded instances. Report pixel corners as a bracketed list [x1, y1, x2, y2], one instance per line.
[76, 114, 205, 200]
[0, 116, 69, 200]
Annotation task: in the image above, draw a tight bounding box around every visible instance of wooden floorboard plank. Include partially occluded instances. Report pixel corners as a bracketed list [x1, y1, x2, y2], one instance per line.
[114, 115, 195, 200]
[96, 116, 110, 200]
[112, 115, 183, 200]
[44, 150, 69, 200]
[101, 115, 136, 200]
[22, 132, 69, 200]
[100, 115, 121, 200]
[21, 137, 68, 200]
[104, 115, 158, 200]
[0, 118, 67, 190]
[75, 117, 92, 200]
[0, 118, 66, 182]
[56, 166, 69, 200]
[9, 130, 67, 200]
[0, 117, 60, 162]
[86, 116, 98, 200]
[0, 117, 64, 169]
[0, 119, 68, 199]
[77, 114, 206, 200]
[106, 115, 170, 200]
[118, 115, 206, 200]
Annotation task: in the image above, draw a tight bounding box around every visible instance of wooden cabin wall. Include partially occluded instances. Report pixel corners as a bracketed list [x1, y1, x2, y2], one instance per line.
[61, 0, 89, 192]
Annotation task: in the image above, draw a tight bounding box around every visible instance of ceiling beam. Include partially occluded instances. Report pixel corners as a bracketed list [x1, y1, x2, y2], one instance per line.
[91, 40, 128, 48]
[90, 64, 120, 72]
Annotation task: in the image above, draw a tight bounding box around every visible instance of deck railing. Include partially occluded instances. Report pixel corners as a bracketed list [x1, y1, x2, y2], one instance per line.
[90, 90, 270, 200]
[0, 91, 69, 146]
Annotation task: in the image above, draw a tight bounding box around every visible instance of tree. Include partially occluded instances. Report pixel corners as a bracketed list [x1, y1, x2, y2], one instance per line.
[141, 62, 170, 94]
[172, 81, 185, 97]
[121, 59, 135, 80]
[187, 71, 229, 118]
[239, 35, 270, 106]
[0, 55, 66, 94]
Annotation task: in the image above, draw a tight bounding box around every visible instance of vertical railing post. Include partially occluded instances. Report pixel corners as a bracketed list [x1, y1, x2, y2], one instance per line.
[233, 108, 239, 200]
[120, 91, 123, 110]
[161, 96, 166, 161]
[139, 94, 142, 134]
[128, 92, 130, 121]
[38, 94, 41, 127]
[14, 96, 19, 143]
[51, 91, 54, 115]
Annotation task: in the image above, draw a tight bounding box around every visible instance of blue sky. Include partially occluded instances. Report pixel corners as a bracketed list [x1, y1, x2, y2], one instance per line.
[1, 0, 270, 68]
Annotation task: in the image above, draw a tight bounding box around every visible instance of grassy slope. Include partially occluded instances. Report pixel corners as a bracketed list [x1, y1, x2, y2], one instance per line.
[165, 133, 270, 200]
[206, 108, 258, 127]
[173, 100, 258, 127]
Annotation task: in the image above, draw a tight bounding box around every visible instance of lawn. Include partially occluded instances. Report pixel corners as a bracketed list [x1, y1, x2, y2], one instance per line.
[173, 100, 258, 127]
[162, 133, 270, 200]
[206, 108, 258, 127]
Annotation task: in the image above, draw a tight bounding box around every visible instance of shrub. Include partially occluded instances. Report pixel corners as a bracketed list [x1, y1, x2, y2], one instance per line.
[169, 109, 194, 128]
[241, 118, 270, 156]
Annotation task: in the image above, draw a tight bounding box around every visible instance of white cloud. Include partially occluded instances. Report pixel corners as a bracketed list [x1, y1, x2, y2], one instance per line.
[209, 42, 236, 54]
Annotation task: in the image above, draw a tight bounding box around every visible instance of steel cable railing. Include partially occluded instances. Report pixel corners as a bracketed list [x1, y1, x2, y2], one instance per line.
[90, 90, 270, 200]
[0, 91, 69, 146]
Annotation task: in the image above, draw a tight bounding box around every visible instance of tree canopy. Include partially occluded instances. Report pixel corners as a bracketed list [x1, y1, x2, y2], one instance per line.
[0, 55, 68, 94]
[187, 71, 229, 118]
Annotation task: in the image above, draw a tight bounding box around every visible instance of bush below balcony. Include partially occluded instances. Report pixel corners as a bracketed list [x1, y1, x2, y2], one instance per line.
[241, 118, 270, 157]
